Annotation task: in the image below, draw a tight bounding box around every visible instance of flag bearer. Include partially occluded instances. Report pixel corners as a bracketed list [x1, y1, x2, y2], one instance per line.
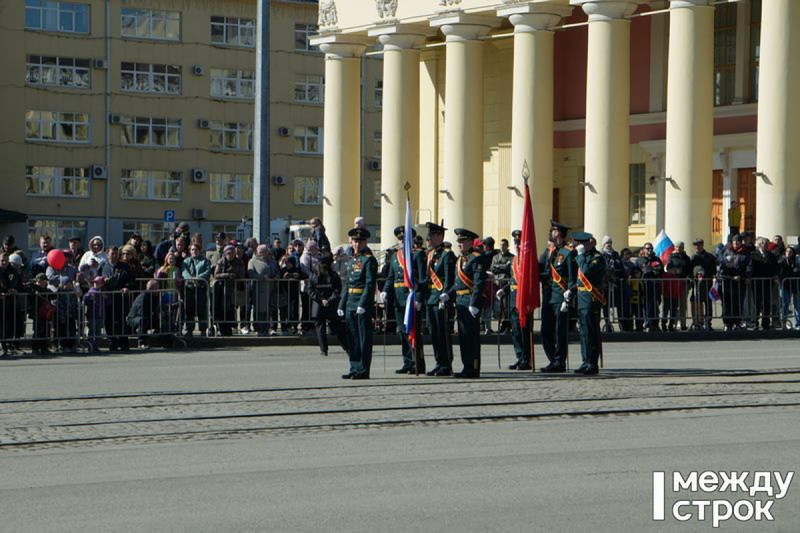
[498, 230, 532, 370]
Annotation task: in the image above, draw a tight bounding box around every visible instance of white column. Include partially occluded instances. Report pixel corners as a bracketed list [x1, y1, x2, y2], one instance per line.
[318, 41, 366, 247]
[372, 32, 424, 250]
[432, 19, 490, 233]
[664, 0, 714, 245]
[756, 0, 800, 237]
[574, 0, 638, 243]
[499, 3, 570, 244]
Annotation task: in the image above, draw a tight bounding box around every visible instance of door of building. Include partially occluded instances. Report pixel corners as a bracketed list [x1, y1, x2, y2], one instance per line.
[712, 170, 723, 244]
[737, 168, 756, 234]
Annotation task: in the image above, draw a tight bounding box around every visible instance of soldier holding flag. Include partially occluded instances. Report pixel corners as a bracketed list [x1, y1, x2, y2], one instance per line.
[381, 225, 426, 374]
[497, 230, 532, 370]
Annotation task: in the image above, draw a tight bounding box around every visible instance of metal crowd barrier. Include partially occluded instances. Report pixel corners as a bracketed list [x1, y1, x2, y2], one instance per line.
[0, 286, 184, 355]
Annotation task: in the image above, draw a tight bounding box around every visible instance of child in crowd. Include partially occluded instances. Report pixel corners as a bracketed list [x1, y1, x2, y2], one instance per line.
[83, 276, 107, 353]
[55, 276, 80, 353]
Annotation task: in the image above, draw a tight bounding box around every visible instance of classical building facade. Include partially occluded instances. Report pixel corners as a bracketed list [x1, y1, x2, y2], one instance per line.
[1, 0, 383, 251]
[312, 0, 799, 250]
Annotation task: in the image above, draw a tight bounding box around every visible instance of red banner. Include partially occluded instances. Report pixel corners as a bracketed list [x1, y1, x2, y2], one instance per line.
[516, 182, 541, 327]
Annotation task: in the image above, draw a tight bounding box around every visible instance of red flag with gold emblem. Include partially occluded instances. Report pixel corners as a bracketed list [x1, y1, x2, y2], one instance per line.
[516, 182, 540, 327]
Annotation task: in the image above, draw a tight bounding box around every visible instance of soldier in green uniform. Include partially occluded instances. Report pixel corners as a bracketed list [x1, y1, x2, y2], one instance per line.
[419, 222, 455, 376]
[381, 225, 426, 374]
[572, 232, 606, 375]
[540, 220, 576, 373]
[338, 227, 378, 380]
[497, 230, 532, 370]
[445, 228, 486, 378]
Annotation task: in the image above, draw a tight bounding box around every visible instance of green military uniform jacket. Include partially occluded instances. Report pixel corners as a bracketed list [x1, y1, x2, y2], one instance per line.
[382, 247, 426, 302]
[448, 249, 486, 308]
[419, 245, 455, 306]
[576, 249, 606, 308]
[545, 245, 577, 304]
[339, 248, 378, 312]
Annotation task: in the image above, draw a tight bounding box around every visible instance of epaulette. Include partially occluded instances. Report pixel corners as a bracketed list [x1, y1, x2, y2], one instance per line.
[471, 252, 480, 257]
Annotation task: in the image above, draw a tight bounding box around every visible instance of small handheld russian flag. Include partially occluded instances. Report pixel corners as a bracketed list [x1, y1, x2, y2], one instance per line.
[653, 229, 676, 268]
[709, 280, 721, 302]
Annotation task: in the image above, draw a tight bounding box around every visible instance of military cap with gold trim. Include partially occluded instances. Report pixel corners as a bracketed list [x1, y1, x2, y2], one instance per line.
[425, 221, 447, 236]
[572, 231, 593, 242]
[393, 225, 417, 239]
[348, 227, 370, 240]
[454, 228, 479, 242]
[511, 229, 522, 243]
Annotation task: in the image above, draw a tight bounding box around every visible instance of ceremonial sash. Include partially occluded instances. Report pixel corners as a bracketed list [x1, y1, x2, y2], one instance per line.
[427, 250, 444, 291]
[456, 255, 474, 290]
[578, 267, 606, 305]
[511, 256, 519, 284]
[550, 253, 568, 292]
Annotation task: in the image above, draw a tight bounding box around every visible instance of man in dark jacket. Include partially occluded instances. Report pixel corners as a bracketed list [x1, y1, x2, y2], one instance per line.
[600, 235, 625, 332]
[690, 238, 717, 330]
[309, 256, 347, 356]
[638, 243, 663, 332]
[747, 237, 779, 329]
[666, 241, 692, 330]
[717, 235, 750, 330]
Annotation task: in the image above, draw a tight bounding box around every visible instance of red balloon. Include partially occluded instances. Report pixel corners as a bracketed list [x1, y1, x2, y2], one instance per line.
[47, 249, 66, 270]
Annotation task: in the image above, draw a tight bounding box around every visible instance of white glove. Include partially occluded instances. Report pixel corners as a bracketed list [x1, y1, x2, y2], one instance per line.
[560, 301, 570, 313]
[469, 305, 480, 317]
[414, 301, 422, 311]
[495, 289, 504, 301]
[439, 293, 449, 304]
[564, 289, 574, 303]
[337, 309, 344, 317]
[356, 306, 366, 315]
[576, 244, 585, 256]
[379, 292, 387, 303]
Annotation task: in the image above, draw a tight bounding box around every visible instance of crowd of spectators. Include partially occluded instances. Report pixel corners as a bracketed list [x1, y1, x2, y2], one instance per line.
[0, 218, 798, 357]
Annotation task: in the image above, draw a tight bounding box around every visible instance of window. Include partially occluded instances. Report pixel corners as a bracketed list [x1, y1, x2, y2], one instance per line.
[210, 173, 253, 203]
[120, 116, 181, 148]
[25, 0, 89, 33]
[212, 223, 238, 243]
[294, 177, 322, 205]
[210, 69, 255, 100]
[294, 74, 324, 103]
[374, 131, 382, 159]
[373, 180, 382, 208]
[121, 8, 180, 41]
[28, 219, 87, 253]
[629, 163, 646, 224]
[294, 126, 322, 154]
[374, 80, 383, 109]
[209, 122, 253, 151]
[749, 0, 761, 102]
[121, 170, 182, 201]
[122, 221, 170, 244]
[294, 24, 318, 51]
[26, 56, 90, 88]
[25, 110, 90, 143]
[210, 16, 255, 47]
[713, 4, 737, 106]
[25, 166, 90, 198]
[121, 62, 180, 94]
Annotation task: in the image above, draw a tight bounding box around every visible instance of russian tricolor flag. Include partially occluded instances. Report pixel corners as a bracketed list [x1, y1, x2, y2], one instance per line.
[709, 280, 721, 302]
[653, 229, 676, 268]
[401, 199, 417, 348]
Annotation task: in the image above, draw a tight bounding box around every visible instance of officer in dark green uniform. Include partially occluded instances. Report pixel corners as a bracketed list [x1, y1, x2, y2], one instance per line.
[338, 227, 378, 380]
[446, 228, 486, 378]
[381, 225, 426, 374]
[572, 232, 606, 375]
[419, 222, 455, 376]
[540, 220, 576, 373]
[498, 230, 532, 370]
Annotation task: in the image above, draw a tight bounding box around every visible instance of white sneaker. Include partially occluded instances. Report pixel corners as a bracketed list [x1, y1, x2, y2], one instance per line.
[240, 327, 250, 334]
[269, 329, 277, 336]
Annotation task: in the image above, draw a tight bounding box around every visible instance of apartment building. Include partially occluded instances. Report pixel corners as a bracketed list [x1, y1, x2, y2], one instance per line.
[0, 0, 383, 252]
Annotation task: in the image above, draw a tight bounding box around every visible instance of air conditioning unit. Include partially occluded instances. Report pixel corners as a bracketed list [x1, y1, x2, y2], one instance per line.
[108, 114, 122, 124]
[91, 165, 108, 180]
[192, 65, 204, 76]
[273, 175, 287, 186]
[93, 58, 108, 69]
[191, 208, 208, 220]
[197, 118, 211, 129]
[191, 168, 208, 183]
[277, 126, 290, 137]
[368, 159, 381, 171]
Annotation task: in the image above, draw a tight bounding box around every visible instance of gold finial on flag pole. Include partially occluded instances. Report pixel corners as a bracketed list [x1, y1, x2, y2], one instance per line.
[522, 159, 530, 185]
